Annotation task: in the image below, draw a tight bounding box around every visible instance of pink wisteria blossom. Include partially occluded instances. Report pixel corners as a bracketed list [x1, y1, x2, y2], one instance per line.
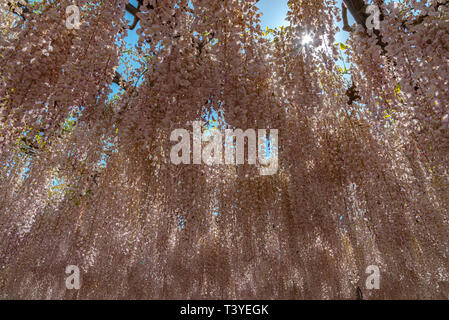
[0, 0, 448, 299]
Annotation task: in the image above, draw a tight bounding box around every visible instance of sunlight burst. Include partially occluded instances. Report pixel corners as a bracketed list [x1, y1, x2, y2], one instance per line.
[301, 34, 313, 45]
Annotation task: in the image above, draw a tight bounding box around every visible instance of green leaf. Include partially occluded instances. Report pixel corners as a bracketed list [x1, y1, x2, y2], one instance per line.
[394, 83, 401, 95]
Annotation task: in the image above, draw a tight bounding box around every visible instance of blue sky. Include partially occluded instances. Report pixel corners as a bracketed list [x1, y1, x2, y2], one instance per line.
[256, 0, 289, 29]
[255, 0, 353, 44]
[123, 0, 353, 48]
[256, 0, 355, 32]
[113, 0, 354, 97]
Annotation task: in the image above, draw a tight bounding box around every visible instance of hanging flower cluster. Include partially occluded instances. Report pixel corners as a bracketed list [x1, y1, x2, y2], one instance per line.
[0, 0, 448, 299]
